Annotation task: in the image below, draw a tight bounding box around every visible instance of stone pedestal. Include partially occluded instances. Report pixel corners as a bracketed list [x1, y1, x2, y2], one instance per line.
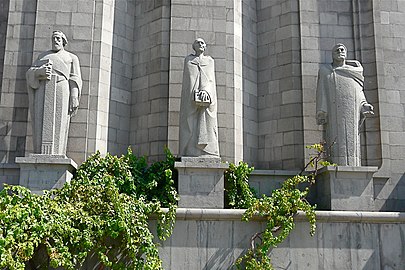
[175, 157, 229, 209]
[15, 155, 77, 193]
[316, 166, 378, 211]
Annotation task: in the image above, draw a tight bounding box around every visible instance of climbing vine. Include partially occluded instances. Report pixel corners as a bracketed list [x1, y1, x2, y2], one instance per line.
[0, 148, 178, 270]
[224, 161, 256, 209]
[229, 143, 334, 269]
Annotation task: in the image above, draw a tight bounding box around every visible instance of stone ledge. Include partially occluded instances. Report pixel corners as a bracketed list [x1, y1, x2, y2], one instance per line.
[319, 165, 379, 173]
[251, 169, 300, 176]
[175, 157, 229, 169]
[16, 155, 77, 167]
[166, 208, 405, 223]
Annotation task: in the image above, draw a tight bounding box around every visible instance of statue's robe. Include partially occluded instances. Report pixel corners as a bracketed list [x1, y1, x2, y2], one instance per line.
[26, 50, 82, 155]
[316, 63, 367, 166]
[179, 54, 219, 157]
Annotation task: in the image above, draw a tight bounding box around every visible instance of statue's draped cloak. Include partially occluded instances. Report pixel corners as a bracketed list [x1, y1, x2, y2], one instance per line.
[316, 63, 366, 166]
[26, 50, 82, 155]
[179, 54, 219, 157]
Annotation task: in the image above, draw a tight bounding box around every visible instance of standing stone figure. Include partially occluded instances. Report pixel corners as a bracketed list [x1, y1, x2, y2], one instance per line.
[316, 43, 374, 166]
[26, 31, 82, 156]
[179, 38, 219, 157]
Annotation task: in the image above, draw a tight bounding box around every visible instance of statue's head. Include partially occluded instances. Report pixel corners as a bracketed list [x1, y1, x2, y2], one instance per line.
[52, 30, 68, 52]
[192, 38, 206, 54]
[332, 43, 347, 62]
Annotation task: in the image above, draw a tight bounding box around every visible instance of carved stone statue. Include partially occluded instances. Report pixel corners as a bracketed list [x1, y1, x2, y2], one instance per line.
[26, 30, 82, 156]
[316, 43, 374, 166]
[179, 38, 219, 157]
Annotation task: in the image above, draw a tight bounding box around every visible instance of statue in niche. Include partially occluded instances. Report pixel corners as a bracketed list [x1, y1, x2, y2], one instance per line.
[316, 43, 374, 166]
[26, 30, 82, 156]
[179, 38, 219, 157]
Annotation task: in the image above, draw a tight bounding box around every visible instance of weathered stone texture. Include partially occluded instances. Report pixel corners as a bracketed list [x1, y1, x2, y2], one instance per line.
[0, 0, 37, 164]
[242, 0, 258, 165]
[257, 0, 303, 169]
[153, 210, 405, 270]
[131, 0, 170, 161]
[106, 1, 135, 156]
[372, 0, 405, 210]
[0, 0, 10, 95]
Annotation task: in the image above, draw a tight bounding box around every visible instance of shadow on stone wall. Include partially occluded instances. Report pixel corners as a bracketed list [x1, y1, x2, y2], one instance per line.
[377, 174, 405, 212]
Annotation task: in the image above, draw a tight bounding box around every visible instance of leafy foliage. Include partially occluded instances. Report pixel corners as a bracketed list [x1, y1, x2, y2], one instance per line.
[224, 161, 256, 209]
[235, 143, 334, 269]
[0, 148, 178, 270]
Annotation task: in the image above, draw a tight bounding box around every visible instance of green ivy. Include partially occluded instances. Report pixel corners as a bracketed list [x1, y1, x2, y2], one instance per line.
[224, 161, 257, 209]
[0, 148, 178, 270]
[235, 143, 333, 269]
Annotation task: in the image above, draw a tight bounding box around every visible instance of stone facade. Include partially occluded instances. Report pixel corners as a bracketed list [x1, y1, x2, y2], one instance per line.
[0, 0, 404, 210]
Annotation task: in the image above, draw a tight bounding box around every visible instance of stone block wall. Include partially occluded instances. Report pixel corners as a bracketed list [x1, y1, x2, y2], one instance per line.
[131, 0, 170, 161]
[242, 0, 258, 165]
[0, 0, 10, 95]
[354, 0, 382, 168]
[106, 0, 134, 156]
[0, 0, 37, 163]
[372, 0, 405, 210]
[256, 0, 303, 169]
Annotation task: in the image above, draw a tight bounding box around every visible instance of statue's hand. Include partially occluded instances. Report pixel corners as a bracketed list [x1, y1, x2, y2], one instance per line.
[35, 63, 52, 80]
[316, 111, 327, 125]
[361, 103, 374, 116]
[69, 95, 80, 115]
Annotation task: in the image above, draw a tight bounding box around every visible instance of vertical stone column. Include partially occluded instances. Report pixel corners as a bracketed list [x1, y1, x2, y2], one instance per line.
[257, 0, 303, 169]
[131, 1, 170, 160]
[84, 0, 115, 159]
[0, 0, 37, 164]
[226, 0, 244, 163]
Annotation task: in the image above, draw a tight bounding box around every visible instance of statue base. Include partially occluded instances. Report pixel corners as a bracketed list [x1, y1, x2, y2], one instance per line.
[15, 154, 77, 193]
[316, 166, 378, 211]
[175, 157, 229, 209]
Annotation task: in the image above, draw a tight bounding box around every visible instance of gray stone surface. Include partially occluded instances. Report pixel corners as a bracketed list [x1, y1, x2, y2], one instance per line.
[0, 0, 9, 95]
[248, 169, 300, 195]
[151, 209, 405, 270]
[175, 157, 228, 209]
[316, 166, 378, 211]
[15, 154, 77, 193]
